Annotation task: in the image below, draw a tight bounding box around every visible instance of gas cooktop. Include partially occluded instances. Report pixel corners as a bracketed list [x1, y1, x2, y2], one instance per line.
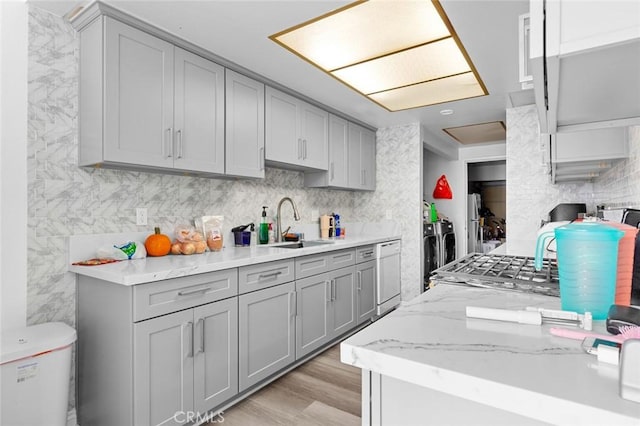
[429, 253, 560, 297]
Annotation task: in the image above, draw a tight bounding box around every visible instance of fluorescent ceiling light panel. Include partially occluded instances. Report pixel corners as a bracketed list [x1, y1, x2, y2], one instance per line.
[443, 121, 506, 144]
[271, 0, 487, 111]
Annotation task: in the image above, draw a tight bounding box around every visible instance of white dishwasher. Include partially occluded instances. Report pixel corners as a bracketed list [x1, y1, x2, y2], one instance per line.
[376, 240, 401, 316]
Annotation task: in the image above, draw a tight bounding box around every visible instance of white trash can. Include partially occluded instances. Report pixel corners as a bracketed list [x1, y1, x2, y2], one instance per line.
[1, 322, 76, 426]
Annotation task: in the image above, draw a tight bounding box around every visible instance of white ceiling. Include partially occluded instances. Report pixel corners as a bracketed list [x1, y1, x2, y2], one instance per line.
[32, 0, 532, 148]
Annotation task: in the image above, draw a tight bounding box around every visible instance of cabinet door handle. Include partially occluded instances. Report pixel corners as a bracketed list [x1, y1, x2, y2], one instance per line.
[176, 129, 183, 159]
[260, 147, 265, 171]
[357, 270, 362, 291]
[325, 281, 331, 303]
[258, 271, 283, 280]
[330, 162, 335, 180]
[289, 291, 297, 317]
[185, 321, 194, 358]
[177, 286, 211, 296]
[331, 279, 336, 301]
[165, 127, 173, 158]
[197, 318, 205, 354]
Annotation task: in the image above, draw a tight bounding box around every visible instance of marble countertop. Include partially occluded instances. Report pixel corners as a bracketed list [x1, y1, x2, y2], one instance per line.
[341, 284, 640, 425]
[69, 234, 400, 286]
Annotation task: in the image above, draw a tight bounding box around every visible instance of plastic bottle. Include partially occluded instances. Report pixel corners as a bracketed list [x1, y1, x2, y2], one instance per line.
[259, 206, 269, 244]
[334, 213, 341, 238]
[430, 203, 438, 223]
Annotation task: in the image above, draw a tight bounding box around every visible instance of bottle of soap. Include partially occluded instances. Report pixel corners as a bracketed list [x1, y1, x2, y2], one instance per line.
[259, 206, 269, 244]
[430, 202, 438, 223]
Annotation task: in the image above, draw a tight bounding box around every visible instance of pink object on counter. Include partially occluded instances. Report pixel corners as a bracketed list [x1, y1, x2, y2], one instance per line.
[550, 326, 640, 344]
[603, 222, 638, 306]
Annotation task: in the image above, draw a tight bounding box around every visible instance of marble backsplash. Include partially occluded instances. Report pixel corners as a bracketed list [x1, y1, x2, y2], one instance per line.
[592, 126, 640, 208]
[506, 105, 596, 243]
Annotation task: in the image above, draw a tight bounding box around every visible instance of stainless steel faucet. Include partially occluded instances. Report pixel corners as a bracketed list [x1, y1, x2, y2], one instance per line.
[276, 197, 301, 242]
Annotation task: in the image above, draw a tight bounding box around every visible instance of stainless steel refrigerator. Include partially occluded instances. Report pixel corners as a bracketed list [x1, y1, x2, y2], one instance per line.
[468, 193, 482, 253]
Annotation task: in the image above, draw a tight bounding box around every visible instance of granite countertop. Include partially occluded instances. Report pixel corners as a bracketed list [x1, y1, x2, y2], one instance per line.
[69, 234, 400, 286]
[340, 284, 640, 425]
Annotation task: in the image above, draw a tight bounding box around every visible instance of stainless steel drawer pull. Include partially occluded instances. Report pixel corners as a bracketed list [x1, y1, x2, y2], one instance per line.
[186, 321, 194, 358]
[176, 129, 183, 159]
[258, 271, 283, 280]
[177, 286, 211, 296]
[362, 252, 373, 258]
[197, 318, 205, 354]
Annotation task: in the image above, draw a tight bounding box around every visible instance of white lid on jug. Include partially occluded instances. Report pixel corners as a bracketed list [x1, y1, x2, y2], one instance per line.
[1, 322, 77, 365]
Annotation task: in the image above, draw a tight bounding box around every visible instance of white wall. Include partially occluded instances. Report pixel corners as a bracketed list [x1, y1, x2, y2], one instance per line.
[0, 1, 28, 332]
[423, 140, 506, 258]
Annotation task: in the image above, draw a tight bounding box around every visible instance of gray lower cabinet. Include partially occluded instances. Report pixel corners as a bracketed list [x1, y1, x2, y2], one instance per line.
[77, 270, 238, 426]
[133, 298, 238, 426]
[295, 266, 356, 359]
[238, 281, 296, 391]
[356, 260, 377, 324]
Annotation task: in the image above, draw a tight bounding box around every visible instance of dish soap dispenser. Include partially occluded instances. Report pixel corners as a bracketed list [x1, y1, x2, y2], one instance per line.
[259, 206, 269, 244]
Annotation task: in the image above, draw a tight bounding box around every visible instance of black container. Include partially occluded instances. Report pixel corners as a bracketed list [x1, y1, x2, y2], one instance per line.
[548, 203, 586, 222]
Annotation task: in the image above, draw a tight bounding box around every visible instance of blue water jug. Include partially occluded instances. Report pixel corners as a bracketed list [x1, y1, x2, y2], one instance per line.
[534, 222, 623, 319]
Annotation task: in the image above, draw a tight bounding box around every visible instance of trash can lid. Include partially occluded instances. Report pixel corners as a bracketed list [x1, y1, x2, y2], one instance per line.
[1, 322, 77, 365]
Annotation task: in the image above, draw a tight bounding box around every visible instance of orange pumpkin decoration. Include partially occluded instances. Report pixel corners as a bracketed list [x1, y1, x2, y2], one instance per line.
[145, 227, 172, 257]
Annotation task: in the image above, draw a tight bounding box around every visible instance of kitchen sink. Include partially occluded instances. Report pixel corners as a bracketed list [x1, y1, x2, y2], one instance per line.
[259, 240, 335, 249]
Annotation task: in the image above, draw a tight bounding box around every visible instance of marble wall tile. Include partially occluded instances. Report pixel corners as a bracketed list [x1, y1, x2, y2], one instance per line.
[354, 123, 422, 301]
[506, 105, 595, 243]
[592, 126, 640, 208]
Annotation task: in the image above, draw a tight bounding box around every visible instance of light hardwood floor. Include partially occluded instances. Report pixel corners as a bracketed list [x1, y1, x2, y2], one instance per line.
[214, 343, 361, 425]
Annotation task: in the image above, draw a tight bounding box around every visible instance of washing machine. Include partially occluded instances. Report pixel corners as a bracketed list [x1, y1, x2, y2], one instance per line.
[435, 220, 456, 267]
[423, 222, 438, 291]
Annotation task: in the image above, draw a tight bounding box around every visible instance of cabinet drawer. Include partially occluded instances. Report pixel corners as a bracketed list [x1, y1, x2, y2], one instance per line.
[296, 249, 356, 279]
[239, 259, 295, 294]
[133, 269, 238, 322]
[296, 253, 330, 280]
[327, 249, 356, 270]
[356, 245, 375, 264]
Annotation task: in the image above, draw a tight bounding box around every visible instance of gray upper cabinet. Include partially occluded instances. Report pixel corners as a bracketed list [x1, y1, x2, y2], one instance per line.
[265, 87, 329, 171]
[225, 69, 265, 178]
[79, 16, 225, 175]
[348, 122, 376, 191]
[101, 17, 175, 169]
[238, 282, 296, 391]
[304, 114, 349, 188]
[174, 47, 225, 173]
[305, 117, 376, 191]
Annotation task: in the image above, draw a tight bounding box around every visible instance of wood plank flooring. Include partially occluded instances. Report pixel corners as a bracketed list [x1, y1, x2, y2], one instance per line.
[214, 343, 361, 425]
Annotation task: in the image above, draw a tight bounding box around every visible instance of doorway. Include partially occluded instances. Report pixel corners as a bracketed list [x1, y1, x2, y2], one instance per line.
[467, 160, 506, 254]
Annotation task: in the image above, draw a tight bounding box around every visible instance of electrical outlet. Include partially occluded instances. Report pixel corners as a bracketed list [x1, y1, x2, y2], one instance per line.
[385, 209, 393, 220]
[136, 208, 148, 226]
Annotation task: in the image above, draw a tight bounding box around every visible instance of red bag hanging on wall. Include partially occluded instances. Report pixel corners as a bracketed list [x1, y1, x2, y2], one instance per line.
[433, 174, 453, 199]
